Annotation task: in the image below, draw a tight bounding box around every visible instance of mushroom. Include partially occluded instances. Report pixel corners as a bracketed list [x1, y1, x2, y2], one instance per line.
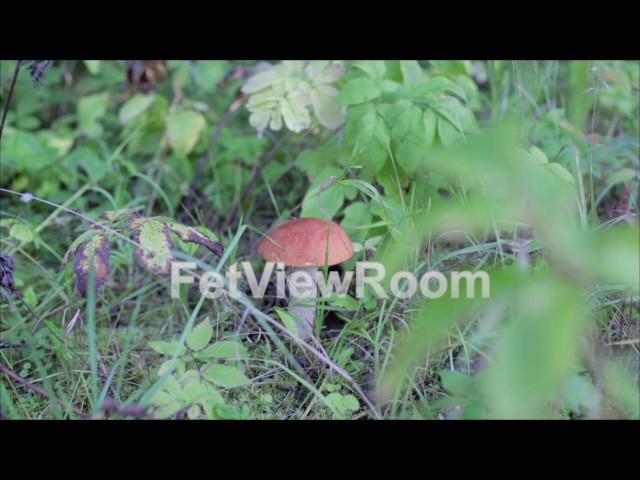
[258, 218, 354, 340]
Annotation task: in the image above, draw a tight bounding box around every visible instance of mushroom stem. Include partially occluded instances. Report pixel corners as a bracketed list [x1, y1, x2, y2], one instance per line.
[288, 266, 318, 340]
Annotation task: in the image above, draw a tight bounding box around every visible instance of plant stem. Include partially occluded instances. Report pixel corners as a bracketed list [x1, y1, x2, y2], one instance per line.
[0, 61, 22, 142]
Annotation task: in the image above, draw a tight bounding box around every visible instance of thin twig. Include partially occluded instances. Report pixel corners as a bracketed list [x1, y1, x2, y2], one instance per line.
[0, 61, 22, 142]
[0, 362, 91, 419]
[222, 130, 295, 231]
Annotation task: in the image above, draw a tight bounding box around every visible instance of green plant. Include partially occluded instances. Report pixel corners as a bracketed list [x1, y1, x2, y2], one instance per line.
[148, 318, 251, 419]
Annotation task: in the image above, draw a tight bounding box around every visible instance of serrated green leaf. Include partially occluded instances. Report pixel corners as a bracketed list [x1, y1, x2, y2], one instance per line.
[347, 103, 389, 175]
[336, 77, 381, 106]
[423, 108, 438, 147]
[400, 60, 424, 86]
[413, 76, 468, 102]
[186, 319, 213, 351]
[132, 219, 173, 275]
[167, 110, 206, 157]
[203, 364, 251, 389]
[431, 97, 466, 134]
[195, 341, 249, 360]
[437, 116, 463, 147]
[149, 340, 181, 356]
[354, 61, 386, 79]
[387, 101, 429, 173]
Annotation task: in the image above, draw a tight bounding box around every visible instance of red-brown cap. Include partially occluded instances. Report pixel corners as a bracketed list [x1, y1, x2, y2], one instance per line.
[258, 218, 354, 267]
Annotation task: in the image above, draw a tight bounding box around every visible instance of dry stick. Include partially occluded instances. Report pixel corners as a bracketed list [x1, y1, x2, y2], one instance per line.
[0, 61, 22, 141]
[0, 363, 90, 419]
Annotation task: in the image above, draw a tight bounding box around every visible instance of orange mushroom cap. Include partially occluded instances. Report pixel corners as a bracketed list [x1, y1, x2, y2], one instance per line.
[258, 218, 354, 267]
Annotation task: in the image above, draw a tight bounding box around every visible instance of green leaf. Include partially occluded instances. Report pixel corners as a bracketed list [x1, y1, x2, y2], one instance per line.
[309, 87, 345, 130]
[354, 60, 386, 79]
[423, 108, 438, 146]
[192, 61, 229, 92]
[437, 116, 463, 147]
[67, 147, 108, 182]
[342, 394, 360, 411]
[346, 103, 389, 175]
[300, 167, 344, 219]
[529, 146, 549, 165]
[203, 364, 251, 389]
[78, 93, 109, 138]
[149, 340, 181, 356]
[431, 97, 466, 134]
[400, 60, 424, 86]
[186, 319, 213, 351]
[0, 129, 59, 171]
[413, 76, 468, 102]
[387, 101, 429, 173]
[331, 295, 360, 311]
[336, 77, 381, 106]
[84, 60, 101, 75]
[73, 233, 111, 297]
[167, 110, 206, 157]
[325, 392, 346, 418]
[341, 201, 372, 242]
[195, 341, 249, 360]
[21, 287, 37, 307]
[132, 218, 173, 275]
[546, 163, 575, 184]
[440, 370, 473, 397]
[212, 404, 251, 420]
[9, 223, 34, 243]
[275, 308, 300, 338]
[158, 359, 186, 377]
[119, 94, 155, 124]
